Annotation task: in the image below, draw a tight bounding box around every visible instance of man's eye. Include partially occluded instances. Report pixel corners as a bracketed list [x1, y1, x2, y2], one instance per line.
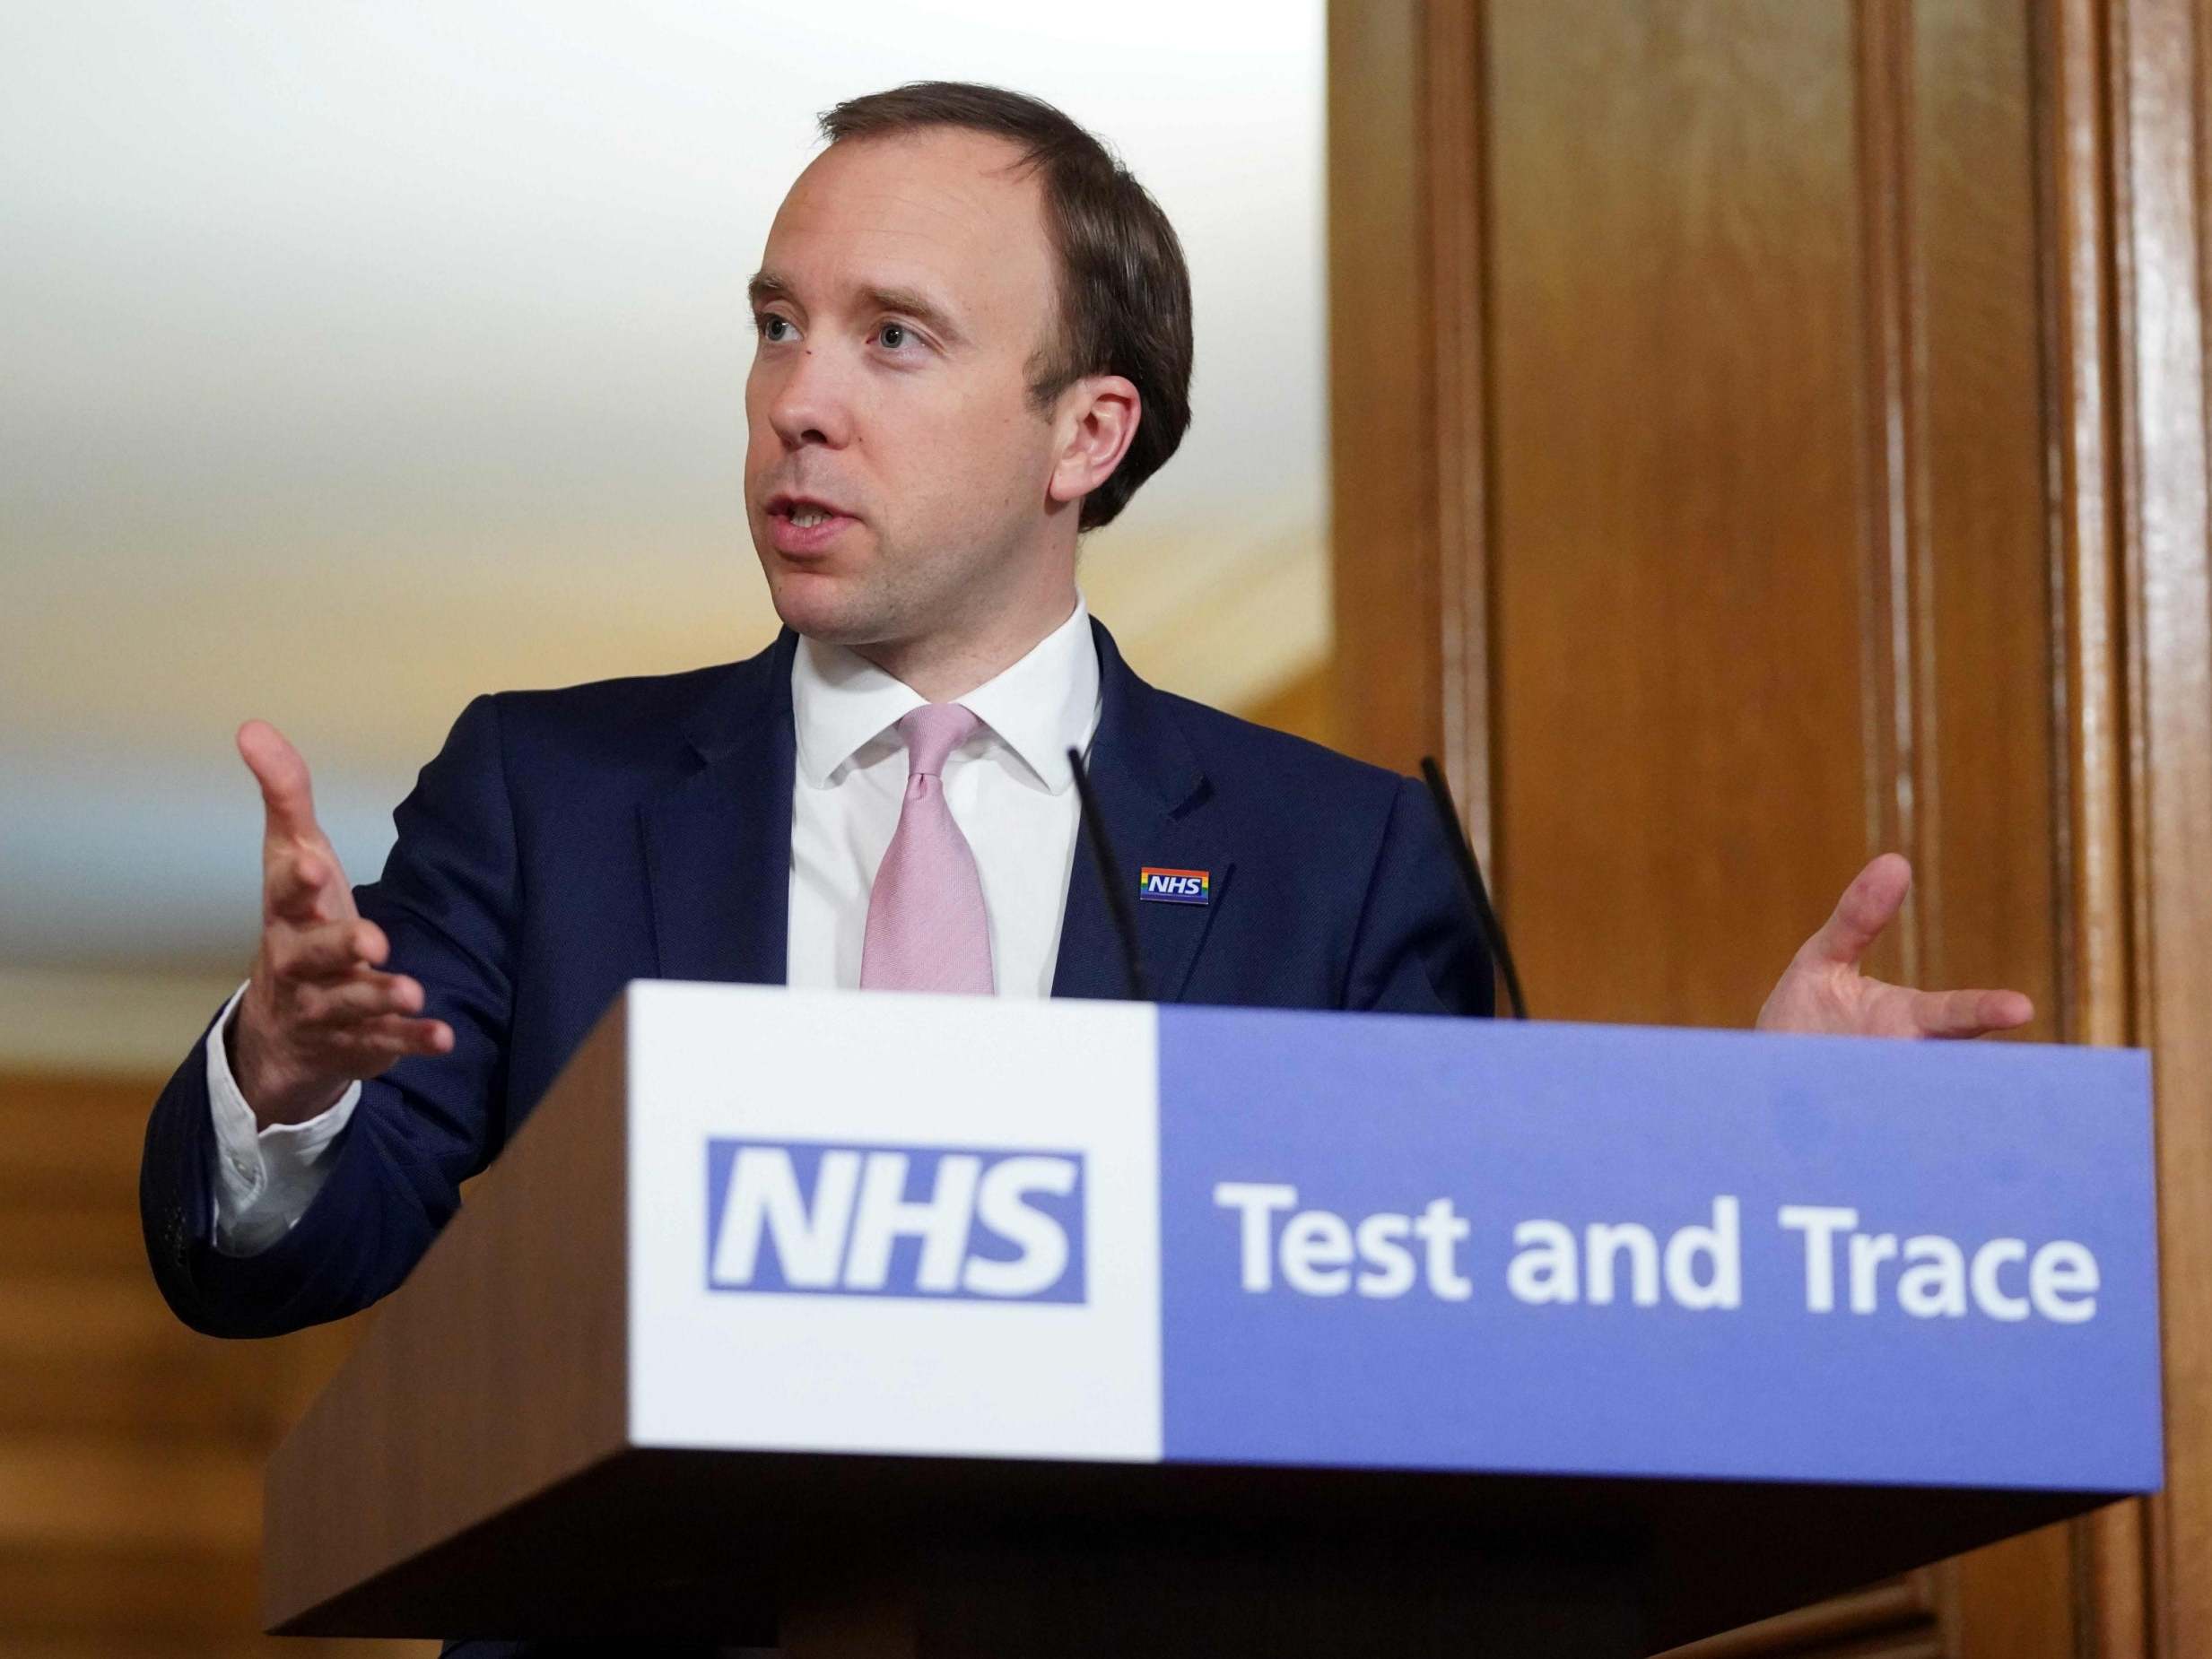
[757, 314, 797, 343]
[875, 322, 910, 351]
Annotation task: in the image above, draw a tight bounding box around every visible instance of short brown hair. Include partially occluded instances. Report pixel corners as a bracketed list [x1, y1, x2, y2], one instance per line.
[819, 82, 1194, 532]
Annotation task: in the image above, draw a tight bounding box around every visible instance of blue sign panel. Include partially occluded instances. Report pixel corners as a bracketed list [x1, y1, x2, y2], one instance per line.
[1155, 1011, 2160, 1493]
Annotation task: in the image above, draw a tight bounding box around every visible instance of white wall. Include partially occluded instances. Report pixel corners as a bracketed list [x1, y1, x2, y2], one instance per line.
[0, 2, 1328, 1043]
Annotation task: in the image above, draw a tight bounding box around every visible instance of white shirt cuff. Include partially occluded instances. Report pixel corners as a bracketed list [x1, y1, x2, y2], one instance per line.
[205, 982, 361, 1257]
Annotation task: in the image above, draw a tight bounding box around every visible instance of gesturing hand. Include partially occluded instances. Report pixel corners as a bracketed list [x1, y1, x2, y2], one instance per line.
[229, 720, 453, 1126]
[1755, 854, 2034, 1038]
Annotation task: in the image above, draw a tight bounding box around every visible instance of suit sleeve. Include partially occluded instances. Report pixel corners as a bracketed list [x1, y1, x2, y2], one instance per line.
[140, 694, 519, 1338]
[1339, 776, 1497, 1019]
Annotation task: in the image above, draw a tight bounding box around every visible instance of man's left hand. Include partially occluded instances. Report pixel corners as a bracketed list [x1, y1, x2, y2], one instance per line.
[1755, 853, 2035, 1038]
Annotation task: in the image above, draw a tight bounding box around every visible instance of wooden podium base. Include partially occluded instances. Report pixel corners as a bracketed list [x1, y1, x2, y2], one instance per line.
[776, 1537, 1643, 1659]
[275, 1443, 2095, 1653]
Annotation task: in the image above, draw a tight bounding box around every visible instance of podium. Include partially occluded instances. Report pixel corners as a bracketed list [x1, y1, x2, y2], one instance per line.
[262, 984, 2161, 1655]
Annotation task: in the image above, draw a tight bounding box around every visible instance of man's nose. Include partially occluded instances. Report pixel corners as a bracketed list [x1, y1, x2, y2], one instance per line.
[766, 349, 853, 450]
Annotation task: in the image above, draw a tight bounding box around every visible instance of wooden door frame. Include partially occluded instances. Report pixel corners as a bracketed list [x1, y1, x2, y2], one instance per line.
[1328, 1, 1475, 814]
[2099, 0, 2212, 1649]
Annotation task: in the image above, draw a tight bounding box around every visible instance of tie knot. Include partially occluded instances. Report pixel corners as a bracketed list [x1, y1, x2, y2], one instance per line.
[897, 702, 980, 778]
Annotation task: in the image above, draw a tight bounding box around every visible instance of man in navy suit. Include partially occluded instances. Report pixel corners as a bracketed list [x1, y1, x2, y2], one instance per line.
[143, 76, 2029, 1381]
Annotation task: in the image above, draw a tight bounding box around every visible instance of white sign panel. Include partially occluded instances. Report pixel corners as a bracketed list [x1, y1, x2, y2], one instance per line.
[626, 982, 1162, 1462]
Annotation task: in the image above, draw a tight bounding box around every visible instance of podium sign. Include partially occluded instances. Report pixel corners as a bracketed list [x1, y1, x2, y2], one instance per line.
[265, 983, 2161, 1651]
[637, 984, 2159, 1493]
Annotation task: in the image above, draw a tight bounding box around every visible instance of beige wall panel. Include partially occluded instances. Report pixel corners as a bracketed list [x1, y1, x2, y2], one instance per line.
[0, 1071, 432, 1657]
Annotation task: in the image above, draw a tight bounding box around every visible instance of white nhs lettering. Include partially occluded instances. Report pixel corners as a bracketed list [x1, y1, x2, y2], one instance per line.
[709, 1143, 1081, 1300]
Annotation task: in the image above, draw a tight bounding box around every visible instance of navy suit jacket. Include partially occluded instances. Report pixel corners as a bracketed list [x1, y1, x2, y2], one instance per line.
[141, 620, 1491, 1338]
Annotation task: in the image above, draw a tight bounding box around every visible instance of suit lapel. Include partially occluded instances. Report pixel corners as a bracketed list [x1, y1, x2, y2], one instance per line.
[639, 630, 797, 986]
[1052, 621, 1230, 1004]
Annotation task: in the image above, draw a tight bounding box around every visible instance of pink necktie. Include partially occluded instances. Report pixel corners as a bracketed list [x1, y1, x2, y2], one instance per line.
[859, 703, 995, 995]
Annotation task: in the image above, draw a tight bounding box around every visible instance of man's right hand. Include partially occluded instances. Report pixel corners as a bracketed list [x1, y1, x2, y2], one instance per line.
[229, 720, 454, 1128]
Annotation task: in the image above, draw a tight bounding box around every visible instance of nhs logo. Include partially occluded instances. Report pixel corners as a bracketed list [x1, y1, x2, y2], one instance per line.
[706, 1139, 1086, 1303]
[1138, 865, 1210, 905]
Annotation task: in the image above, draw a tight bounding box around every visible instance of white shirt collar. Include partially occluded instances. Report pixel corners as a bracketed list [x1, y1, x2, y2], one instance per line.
[790, 596, 1099, 794]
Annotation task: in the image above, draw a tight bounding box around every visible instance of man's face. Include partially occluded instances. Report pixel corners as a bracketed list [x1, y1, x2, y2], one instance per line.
[744, 128, 1068, 648]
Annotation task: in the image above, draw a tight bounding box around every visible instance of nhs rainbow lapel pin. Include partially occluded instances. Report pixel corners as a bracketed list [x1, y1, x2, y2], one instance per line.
[1137, 865, 1210, 906]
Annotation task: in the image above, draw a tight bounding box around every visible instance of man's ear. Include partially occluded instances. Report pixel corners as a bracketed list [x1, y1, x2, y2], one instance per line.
[1047, 375, 1143, 509]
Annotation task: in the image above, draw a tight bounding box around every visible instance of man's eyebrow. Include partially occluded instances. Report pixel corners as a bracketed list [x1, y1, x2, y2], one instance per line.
[745, 270, 970, 346]
[860, 284, 969, 345]
[746, 270, 794, 310]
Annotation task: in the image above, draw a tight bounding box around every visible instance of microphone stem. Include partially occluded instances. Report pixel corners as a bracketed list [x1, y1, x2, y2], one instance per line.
[1067, 745, 1154, 1003]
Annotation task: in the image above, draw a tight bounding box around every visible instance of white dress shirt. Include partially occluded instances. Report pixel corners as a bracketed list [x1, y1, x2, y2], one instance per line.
[787, 596, 1099, 996]
[205, 598, 1102, 1255]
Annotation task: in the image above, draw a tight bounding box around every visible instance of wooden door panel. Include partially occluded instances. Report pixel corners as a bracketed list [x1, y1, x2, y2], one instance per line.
[1328, 0, 2212, 1651]
[1485, 0, 1873, 1027]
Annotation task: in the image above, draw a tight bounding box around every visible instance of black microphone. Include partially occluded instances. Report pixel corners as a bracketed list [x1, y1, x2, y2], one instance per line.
[1067, 745, 1155, 1003]
[1418, 757, 1528, 1020]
